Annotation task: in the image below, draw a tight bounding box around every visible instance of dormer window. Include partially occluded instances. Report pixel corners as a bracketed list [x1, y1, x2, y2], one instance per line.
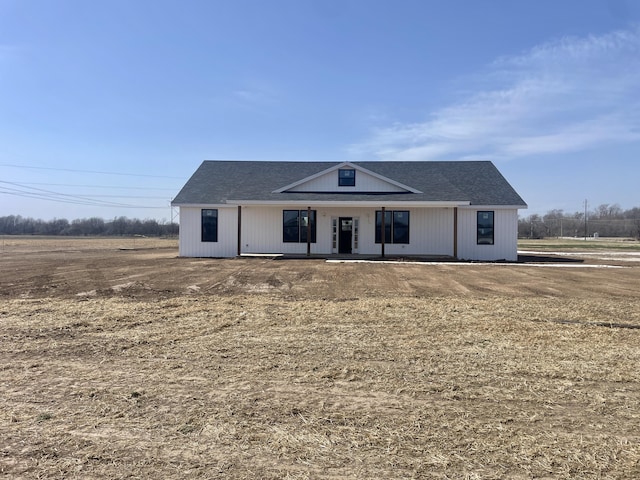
[338, 169, 356, 186]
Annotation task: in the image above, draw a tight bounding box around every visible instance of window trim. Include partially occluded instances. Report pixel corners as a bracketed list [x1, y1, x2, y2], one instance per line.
[375, 210, 410, 244]
[283, 209, 317, 243]
[201, 208, 218, 242]
[338, 169, 356, 187]
[477, 210, 495, 245]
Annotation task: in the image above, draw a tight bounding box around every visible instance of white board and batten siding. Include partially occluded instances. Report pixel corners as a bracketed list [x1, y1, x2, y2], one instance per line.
[353, 207, 453, 256]
[288, 170, 407, 193]
[456, 207, 519, 261]
[179, 206, 238, 257]
[179, 205, 459, 257]
[241, 206, 317, 255]
[242, 206, 455, 255]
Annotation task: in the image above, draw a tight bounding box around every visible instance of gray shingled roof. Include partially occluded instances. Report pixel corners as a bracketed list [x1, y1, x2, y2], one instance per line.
[172, 161, 527, 207]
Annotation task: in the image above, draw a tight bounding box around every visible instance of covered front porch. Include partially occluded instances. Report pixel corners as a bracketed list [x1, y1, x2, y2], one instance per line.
[234, 202, 464, 259]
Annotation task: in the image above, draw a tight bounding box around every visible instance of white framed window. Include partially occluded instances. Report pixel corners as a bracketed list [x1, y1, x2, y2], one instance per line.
[332, 218, 338, 251]
[353, 217, 359, 250]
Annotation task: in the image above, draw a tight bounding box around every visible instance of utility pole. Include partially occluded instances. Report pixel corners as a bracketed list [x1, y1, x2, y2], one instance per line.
[584, 199, 588, 240]
[560, 217, 563, 238]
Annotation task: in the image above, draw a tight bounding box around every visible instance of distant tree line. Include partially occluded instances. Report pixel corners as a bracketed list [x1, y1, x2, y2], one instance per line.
[0, 215, 178, 237]
[3, 205, 639, 239]
[519, 204, 640, 239]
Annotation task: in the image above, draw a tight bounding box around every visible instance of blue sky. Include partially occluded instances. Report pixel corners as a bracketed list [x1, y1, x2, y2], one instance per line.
[1, 0, 639, 222]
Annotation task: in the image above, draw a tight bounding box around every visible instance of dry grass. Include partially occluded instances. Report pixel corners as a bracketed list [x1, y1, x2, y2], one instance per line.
[519, 237, 640, 251]
[0, 235, 177, 254]
[1, 237, 640, 478]
[2, 294, 640, 479]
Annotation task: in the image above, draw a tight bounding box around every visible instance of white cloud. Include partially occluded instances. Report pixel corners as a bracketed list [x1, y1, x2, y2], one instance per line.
[349, 26, 640, 161]
[231, 82, 280, 110]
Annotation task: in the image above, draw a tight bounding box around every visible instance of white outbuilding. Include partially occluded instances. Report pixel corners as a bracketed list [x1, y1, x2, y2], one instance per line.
[172, 160, 527, 261]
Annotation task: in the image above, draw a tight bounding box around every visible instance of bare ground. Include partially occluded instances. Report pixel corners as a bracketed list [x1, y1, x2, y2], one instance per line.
[1, 237, 640, 479]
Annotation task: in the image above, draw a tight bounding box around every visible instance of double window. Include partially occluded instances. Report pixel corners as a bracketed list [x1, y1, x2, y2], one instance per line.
[375, 210, 410, 244]
[201, 209, 218, 242]
[283, 210, 317, 243]
[338, 169, 356, 186]
[477, 211, 494, 245]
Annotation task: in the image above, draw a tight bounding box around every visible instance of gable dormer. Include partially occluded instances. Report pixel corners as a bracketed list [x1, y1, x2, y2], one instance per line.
[273, 162, 422, 194]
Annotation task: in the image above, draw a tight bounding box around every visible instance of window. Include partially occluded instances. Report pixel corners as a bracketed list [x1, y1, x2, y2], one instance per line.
[283, 210, 317, 243]
[353, 217, 359, 250]
[338, 169, 356, 186]
[332, 218, 338, 250]
[375, 210, 410, 244]
[201, 209, 218, 242]
[477, 211, 494, 245]
[392, 211, 409, 244]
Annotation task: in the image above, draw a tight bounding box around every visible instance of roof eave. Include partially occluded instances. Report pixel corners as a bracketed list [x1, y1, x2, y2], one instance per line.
[221, 200, 472, 208]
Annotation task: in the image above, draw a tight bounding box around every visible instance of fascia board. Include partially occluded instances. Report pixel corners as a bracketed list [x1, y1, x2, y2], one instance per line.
[272, 162, 352, 193]
[171, 203, 236, 208]
[227, 200, 471, 208]
[458, 204, 528, 210]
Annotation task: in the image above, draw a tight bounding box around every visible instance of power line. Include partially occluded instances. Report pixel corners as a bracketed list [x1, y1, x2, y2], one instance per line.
[63, 194, 170, 199]
[1, 180, 172, 201]
[17, 182, 177, 191]
[0, 185, 142, 208]
[0, 186, 127, 207]
[0, 188, 168, 209]
[1, 182, 131, 207]
[0, 163, 184, 179]
[0, 181, 168, 209]
[0, 181, 171, 199]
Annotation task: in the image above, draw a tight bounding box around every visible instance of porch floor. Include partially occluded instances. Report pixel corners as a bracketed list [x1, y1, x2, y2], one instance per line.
[239, 253, 459, 262]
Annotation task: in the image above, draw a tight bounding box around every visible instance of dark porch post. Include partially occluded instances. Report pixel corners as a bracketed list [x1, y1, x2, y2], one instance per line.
[381, 206, 386, 258]
[306, 206, 311, 257]
[237, 205, 242, 256]
[453, 207, 458, 259]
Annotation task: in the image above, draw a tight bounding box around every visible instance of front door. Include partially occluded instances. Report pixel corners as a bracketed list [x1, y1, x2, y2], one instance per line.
[339, 217, 353, 254]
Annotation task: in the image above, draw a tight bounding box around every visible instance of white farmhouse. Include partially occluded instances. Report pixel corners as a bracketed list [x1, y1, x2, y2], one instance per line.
[172, 161, 527, 261]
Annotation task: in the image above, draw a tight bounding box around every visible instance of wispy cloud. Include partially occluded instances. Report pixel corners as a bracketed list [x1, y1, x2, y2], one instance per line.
[231, 82, 280, 110]
[208, 80, 281, 115]
[349, 26, 640, 161]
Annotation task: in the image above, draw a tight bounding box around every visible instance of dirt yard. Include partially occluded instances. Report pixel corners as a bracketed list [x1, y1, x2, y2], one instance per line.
[1, 236, 640, 478]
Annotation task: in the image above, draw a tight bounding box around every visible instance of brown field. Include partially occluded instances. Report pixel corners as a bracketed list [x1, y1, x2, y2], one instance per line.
[1, 236, 640, 479]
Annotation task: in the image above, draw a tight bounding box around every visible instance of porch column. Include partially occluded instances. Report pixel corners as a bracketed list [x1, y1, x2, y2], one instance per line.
[237, 205, 242, 256]
[306, 206, 311, 257]
[453, 207, 458, 259]
[381, 206, 386, 258]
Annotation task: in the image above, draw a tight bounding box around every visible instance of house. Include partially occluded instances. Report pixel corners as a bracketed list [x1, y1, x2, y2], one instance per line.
[171, 160, 527, 261]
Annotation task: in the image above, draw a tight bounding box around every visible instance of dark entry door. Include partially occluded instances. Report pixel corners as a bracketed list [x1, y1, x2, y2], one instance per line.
[339, 217, 353, 254]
